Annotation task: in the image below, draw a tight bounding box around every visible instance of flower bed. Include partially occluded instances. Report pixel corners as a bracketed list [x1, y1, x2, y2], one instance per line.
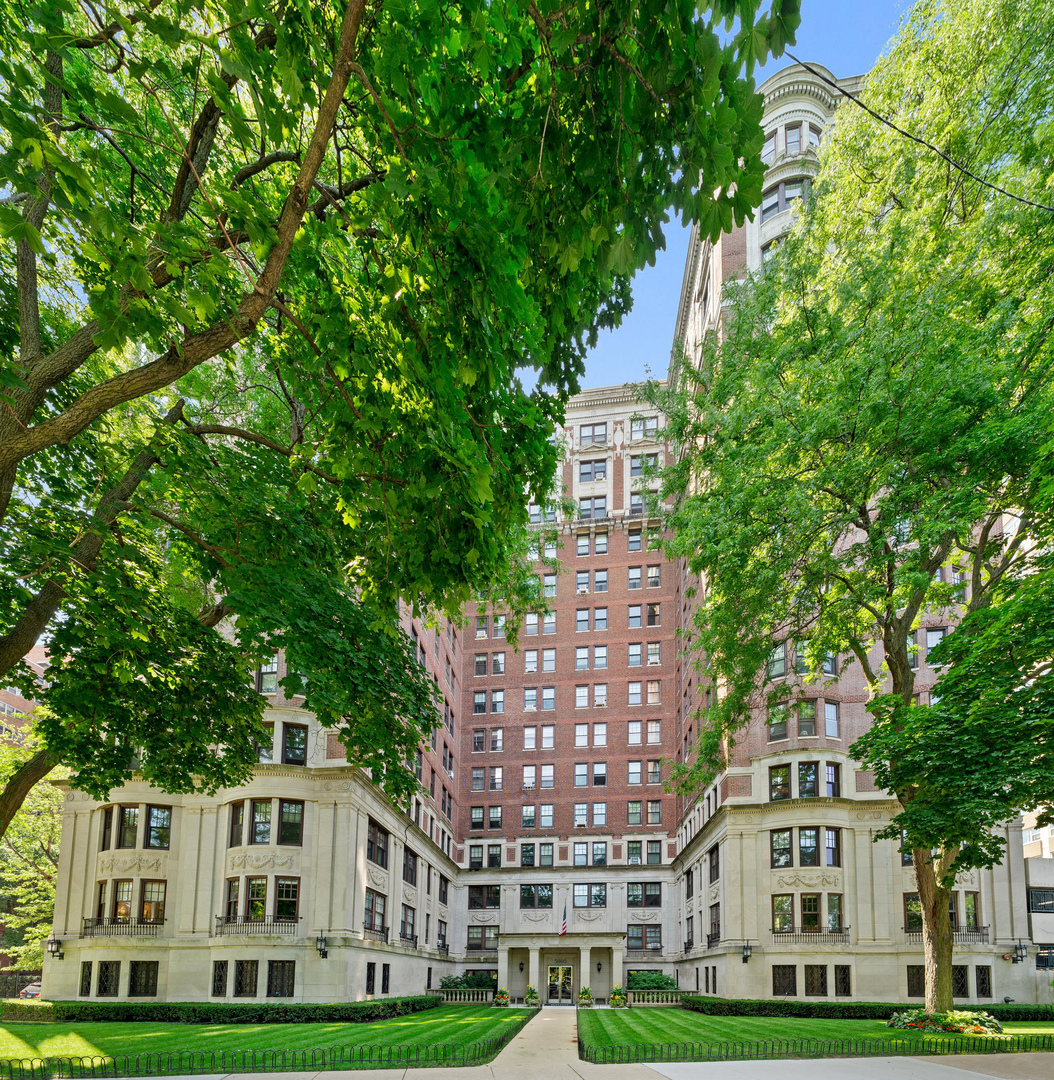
[887, 1009, 1003, 1035]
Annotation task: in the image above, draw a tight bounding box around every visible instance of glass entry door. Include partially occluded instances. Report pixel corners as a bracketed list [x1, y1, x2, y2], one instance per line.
[547, 965, 573, 1004]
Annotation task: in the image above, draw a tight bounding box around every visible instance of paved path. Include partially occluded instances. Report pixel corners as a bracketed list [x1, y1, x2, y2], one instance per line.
[107, 1007, 1054, 1080]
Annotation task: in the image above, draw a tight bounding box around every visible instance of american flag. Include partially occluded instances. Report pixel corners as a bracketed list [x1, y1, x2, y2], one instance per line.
[559, 903, 567, 936]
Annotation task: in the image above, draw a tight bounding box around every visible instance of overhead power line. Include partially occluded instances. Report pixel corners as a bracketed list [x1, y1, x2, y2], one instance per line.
[785, 52, 1054, 214]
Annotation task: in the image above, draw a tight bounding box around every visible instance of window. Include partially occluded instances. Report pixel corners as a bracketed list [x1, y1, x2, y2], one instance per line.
[112, 879, 133, 920]
[542, 574, 557, 598]
[592, 607, 608, 631]
[581, 423, 607, 446]
[541, 765, 554, 788]
[772, 894, 793, 932]
[525, 613, 538, 636]
[211, 960, 228, 998]
[521, 883, 554, 908]
[1029, 889, 1054, 913]
[540, 840, 554, 864]
[630, 416, 658, 441]
[471, 767, 484, 791]
[593, 762, 607, 786]
[799, 762, 818, 798]
[628, 925, 662, 951]
[709, 846, 720, 883]
[761, 130, 776, 163]
[468, 884, 501, 910]
[647, 800, 661, 825]
[904, 893, 923, 932]
[494, 615, 506, 638]
[117, 806, 138, 849]
[367, 820, 389, 867]
[647, 719, 661, 743]
[592, 644, 608, 669]
[826, 828, 841, 867]
[976, 965, 992, 997]
[487, 843, 501, 867]
[799, 828, 819, 867]
[523, 687, 539, 713]
[646, 603, 661, 626]
[953, 965, 969, 998]
[926, 627, 946, 663]
[771, 829, 792, 868]
[523, 764, 536, 790]
[646, 565, 661, 588]
[100, 807, 114, 850]
[768, 643, 787, 678]
[275, 878, 299, 922]
[628, 605, 642, 628]
[364, 888, 386, 931]
[97, 960, 121, 997]
[524, 650, 538, 674]
[964, 892, 980, 929]
[770, 765, 790, 801]
[257, 655, 278, 694]
[541, 687, 555, 711]
[491, 653, 505, 676]
[630, 453, 658, 477]
[647, 760, 661, 784]
[468, 844, 483, 869]
[579, 496, 607, 519]
[573, 883, 607, 907]
[808, 124, 821, 149]
[627, 883, 662, 907]
[835, 965, 851, 997]
[145, 806, 171, 849]
[762, 179, 807, 219]
[489, 766, 502, 790]
[365, 962, 376, 995]
[278, 800, 303, 845]
[575, 763, 588, 787]
[543, 613, 556, 635]
[224, 879, 239, 920]
[230, 959, 259, 998]
[826, 764, 841, 797]
[80, 961, 93, 997]
[768, 706, 788, 741]
[907, 965, 925, 997]
[140, 881, 166, 923]
[573, 837, 587, 861]
[475, 653, 487, 676]
[523, 725, 537, 750]
[576, 725, 590, 748]
[593, 805, 607, 828]
[467, 925, 499, 951]
[488, 806, 502, 829]
[246, 877, 267, 921]
[627, 840, 642, 862]
[646, 680, 660, 705]
[267, 960, 295, 998]
[827, 894, 842, 931]
[403, 848, 418, 885]
[282, 723, 307, 765]
[822, 653, 838, 675]
[628, 642, 642, 668]
[251, 799, 271, 844]
[580, 458, 607, 482]
[824, 702, 839, 738]
[646, 642, 661, 666]
[520, 841, 535, 866]
[490, 728, 503, 751]
[576, 686, 589, 709]
[804, 965, 827, 996]
[595, 530, 609, 554]
[785, 124, 801, 155]
[798, 701, 816, 736]
[629, 719, 642, 743]
[627, 800, 642, 825]
[542, 648, 555, 672]
[628, 682, 642, 706]
[628, 566, 642, 590]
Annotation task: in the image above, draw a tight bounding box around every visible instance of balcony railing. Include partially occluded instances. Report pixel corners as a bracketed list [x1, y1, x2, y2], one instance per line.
[707, 930, 721, 948]
[214, 916, 300, 936]
[82, 917, 164, 938]
[399, 933, 419, 949]
[362, 924, 389, 943]
[903, 926, 990, 945]
[436, 942, 449, 955]
[626, 946, 663, 959]
[770, 925, 851, 944]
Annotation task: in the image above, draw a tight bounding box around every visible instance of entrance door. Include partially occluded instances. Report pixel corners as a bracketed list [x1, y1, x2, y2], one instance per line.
[547, 965, 573, 1004]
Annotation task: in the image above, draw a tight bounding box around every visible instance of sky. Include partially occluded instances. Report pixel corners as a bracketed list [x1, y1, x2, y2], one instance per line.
[580, 0, 911, 390]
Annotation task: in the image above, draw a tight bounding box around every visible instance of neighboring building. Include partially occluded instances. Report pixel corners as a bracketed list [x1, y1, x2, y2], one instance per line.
[1022, 812, 1052, 860]
[42, 63, 1052, 1005]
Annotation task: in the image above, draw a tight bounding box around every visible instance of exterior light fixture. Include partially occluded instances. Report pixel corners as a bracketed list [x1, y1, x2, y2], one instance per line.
[46, 936, 64, 960]
[519, 962, 524, 973]
[597, 962, 602, 973]
[316, 931, 328, 959]
[741, 943, 753, 964]
[1012, 940, 1028, 964]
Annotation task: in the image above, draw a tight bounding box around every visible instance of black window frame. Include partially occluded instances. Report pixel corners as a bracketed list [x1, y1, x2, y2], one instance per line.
[281, 723, 308, 766]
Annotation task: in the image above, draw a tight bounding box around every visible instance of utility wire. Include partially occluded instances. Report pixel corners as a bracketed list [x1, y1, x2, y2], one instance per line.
[786, 52, 1054, 214]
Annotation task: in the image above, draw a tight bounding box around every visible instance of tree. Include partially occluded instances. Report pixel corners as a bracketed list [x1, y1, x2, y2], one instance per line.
[657, 0, 1054, 1013]
[0, 0, 801, 830]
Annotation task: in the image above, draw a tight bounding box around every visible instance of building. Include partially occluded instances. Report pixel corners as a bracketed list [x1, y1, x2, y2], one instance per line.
[41, 62, 1053, 1006]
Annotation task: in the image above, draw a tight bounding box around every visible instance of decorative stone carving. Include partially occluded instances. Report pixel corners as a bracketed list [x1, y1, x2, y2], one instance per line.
[522, 913, 551, 923]
[635, 910, 659, 922]
[854, 811, 884, 820]
[228, 852, 295, 871]
[774, 873, 840, 888]
[575, 911, 603, 922]
[470, 912, 498, 924]
[403, 887, 417, 904]
[367, 867, 388, 887]
[708, 885, 720, 902]
[99, 855, 163, 874]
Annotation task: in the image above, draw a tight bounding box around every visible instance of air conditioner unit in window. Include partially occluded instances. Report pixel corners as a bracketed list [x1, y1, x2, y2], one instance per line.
[523, 783, 535, 791]
[629, 856, 641, 864]
[577, 586, 589, 595]
[647, 660, 660, 666]
[575, 821, 587, 827]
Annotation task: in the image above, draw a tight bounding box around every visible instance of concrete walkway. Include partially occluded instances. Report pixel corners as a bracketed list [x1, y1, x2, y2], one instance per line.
[106, 1007, 1054, 1080]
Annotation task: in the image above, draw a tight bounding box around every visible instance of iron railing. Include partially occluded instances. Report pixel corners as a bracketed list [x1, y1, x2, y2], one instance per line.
[399, 934, 418, 950]
[214, 917, 299, 936]
[0, 1008, 540, 1078]
[707, 931, 721, 948]
[626, 946, 663, 959]
[362, 925, 389, 943]
[81, 918, 164, 938]
[770, 926, 851, 944]
[903, 926, 990, 944]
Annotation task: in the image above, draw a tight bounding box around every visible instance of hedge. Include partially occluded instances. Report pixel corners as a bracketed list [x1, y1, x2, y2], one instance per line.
[1, 995, 442, 1025]
[679, 997, 1054, 1022]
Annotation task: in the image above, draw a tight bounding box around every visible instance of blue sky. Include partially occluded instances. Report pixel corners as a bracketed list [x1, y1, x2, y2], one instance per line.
[580, 0, 910, 390]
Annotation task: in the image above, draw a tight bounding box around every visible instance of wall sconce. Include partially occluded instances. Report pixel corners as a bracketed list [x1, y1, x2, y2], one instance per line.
[741, 943, 752, 965]
[596, 962, 602, 973]
[519, 962, 524, 973]
[1012, 940, 1028, 964]
[316, 931, 328, 959]
[46, 936, 64, 960]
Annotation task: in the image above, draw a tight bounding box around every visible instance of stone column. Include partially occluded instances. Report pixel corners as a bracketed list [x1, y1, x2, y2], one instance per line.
[497, 943, 510, 990]
[528, 946, 541, 994]
[579, 945, 591, 995]
[611, 944, 625, 989]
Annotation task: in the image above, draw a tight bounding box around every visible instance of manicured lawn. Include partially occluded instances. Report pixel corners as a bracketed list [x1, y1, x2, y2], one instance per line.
[577, 1008, 1054, 1050]
[0, 1005, 528, 1061]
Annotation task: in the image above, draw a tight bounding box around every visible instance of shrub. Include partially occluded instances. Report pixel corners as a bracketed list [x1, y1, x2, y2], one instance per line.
[627, 971, 679, 991]
[680, 997, 1053, 1022]
[439, 972, 497, 990]
[1, 995, 441, 1025]
[888, 1009, 1003, 1035]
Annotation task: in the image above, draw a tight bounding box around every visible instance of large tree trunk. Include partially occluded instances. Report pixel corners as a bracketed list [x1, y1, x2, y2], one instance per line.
[0, 749, 62, 842]
[915, 849, 956, 1012]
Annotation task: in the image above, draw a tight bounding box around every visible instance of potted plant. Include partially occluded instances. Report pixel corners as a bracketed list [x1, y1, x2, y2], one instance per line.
[610, 984, 628, 1008]
[525, 985, 540, 1007]
[493, 987, 510, 1007]
[577, 985, 594, 1008]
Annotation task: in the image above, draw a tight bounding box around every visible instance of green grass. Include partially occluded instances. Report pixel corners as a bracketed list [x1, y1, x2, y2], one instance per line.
[0, 1005, 529, 1061]
[577, 1008, 1054, 1051]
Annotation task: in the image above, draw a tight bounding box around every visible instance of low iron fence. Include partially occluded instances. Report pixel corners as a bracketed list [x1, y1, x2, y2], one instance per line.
[0, 1007, 539, 1078]
[579, 1033, 1054, 1064]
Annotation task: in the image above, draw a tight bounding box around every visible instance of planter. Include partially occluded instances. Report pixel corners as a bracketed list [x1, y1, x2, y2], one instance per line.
[493, 989, 510, 1008]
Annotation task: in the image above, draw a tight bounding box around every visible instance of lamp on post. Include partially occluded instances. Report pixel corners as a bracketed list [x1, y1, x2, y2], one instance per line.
[741, 943, 753, 965]
[316, 931, 328, 959]
[46, 936, 64, 961]
[1012, 940, 1028, 964]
